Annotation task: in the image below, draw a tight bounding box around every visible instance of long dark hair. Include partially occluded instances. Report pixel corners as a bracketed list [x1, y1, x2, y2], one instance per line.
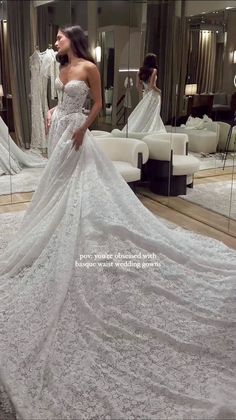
[56, 25, 96, 66]
[138, 53, 158, 82]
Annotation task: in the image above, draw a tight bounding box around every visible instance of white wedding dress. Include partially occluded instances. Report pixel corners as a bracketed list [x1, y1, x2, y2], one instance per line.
[1, 78, 236, 420]
[0, 117, 46, 176]
[30, 48, 59, 150]
[122, 80, 167, 133]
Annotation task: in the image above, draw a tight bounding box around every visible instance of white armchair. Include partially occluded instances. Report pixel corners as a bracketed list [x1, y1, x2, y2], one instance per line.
[142, 133, 200, 196]
[94, 136, 149, 189]
[91, 130, 113, 137]
[165, 123, 219, 154]
[217, 122, 236, 152]
[111, 128, 153, 140]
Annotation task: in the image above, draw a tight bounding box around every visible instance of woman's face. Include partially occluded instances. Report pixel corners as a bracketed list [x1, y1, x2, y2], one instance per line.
[55, 31, 71, 54]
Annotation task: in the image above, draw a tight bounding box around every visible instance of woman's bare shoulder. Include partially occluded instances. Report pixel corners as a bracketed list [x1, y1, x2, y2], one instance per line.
[85, 61, 97, 72]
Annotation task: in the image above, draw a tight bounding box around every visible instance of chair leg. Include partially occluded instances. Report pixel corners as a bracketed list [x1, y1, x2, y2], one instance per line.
[187, 175, 194, 188]
[128, 181, 138, 194]
[150, 175, 187, 196]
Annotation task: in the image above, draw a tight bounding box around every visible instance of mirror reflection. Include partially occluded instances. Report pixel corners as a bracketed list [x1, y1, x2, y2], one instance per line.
[0, 0, 236, 239]
[98, 30, 114, 126]
[167, 2, 236, 236]
[0, 0, 11, 205]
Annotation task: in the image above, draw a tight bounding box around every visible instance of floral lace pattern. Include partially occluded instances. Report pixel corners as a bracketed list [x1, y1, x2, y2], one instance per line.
[1, 81, 236, 419]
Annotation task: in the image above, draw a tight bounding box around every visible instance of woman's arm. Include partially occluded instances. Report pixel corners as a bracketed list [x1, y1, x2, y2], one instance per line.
[50, 106, 57, 114]
[79, 64, 102, 131]
[72, 64, 102, 150]
[45, 106, 57, 134]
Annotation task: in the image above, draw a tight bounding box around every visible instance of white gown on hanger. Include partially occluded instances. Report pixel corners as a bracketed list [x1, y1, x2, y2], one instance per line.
[121, 79, 167, 133]
[1, 78, 236, 420]
[40, 48, 59, 114]
[30, 48, 59, 150]
[29, 50, 47, 150]
[0, 117, 46, 176]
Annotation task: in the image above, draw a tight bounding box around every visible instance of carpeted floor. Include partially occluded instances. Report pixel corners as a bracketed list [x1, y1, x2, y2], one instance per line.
[180, 180, 236, 219]
[190, 152, 236, 171]
[0, 167, 45, 195]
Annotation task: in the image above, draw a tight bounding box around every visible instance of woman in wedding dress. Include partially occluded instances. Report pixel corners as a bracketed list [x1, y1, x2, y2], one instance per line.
[121, 53, 166, 133]
[0, 25, 236, 420]
[0, 116, 46, 176]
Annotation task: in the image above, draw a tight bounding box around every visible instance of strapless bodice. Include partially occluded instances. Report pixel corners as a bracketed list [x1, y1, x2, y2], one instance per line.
[55, 78, 90, 116]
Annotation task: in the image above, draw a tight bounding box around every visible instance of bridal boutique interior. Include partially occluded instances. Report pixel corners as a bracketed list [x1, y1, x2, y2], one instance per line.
[0, 0, 236, 248]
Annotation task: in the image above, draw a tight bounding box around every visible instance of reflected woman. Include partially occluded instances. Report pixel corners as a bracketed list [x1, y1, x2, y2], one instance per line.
[121, 53, 166, 133]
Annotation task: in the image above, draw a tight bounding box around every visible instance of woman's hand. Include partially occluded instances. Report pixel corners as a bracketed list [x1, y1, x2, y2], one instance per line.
[72, 127, 86, 151]
[45, 107, 57, 134]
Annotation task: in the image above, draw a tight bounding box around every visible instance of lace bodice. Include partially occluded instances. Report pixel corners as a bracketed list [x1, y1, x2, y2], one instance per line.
[55, 78, 90, 117]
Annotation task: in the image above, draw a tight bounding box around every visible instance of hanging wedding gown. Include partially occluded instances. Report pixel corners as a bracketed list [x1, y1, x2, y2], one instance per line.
[1, 78, 236, 420]
[30, 48, 59, 150]
[121, 80, 167, 133]
[30, 50, 47, 150]
[0, 117, 46, 176]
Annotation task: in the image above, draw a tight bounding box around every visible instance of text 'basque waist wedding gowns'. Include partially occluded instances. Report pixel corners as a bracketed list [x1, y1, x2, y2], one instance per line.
[121, 80, 167, 134]
[1, 77, 236, 420]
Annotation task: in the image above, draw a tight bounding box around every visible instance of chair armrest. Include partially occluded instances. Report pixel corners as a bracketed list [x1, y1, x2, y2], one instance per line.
[170, 134, 188, 155]
[142, 137, 172, 160]
[111, 128, 148, 140]
[143, 133, 188, 157]
[94, 136, 149, 167]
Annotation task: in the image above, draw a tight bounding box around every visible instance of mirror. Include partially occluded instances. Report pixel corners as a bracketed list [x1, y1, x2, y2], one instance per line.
[0, 0, 11, 207]
[163, 0, 236, 237]
[2, 0, 236, 240]
[124, 0, 179, 208]
[0, 0, 73, 207]
[121, 0, 236, 239]
[98, 30, 114, 126]
[228, 118, 236, 236]
[96, 0, 131, 131]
